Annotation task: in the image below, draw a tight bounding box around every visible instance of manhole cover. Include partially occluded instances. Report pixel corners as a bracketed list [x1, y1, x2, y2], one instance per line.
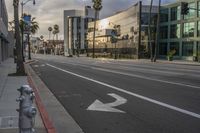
[0, 116, 18, 129]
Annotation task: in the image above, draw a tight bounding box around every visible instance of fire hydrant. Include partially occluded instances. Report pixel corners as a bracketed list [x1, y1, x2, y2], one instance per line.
[16, 85, 37, 133]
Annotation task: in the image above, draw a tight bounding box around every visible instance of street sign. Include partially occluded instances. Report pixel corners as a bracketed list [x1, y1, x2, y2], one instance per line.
[23, 15, 31, 25]
[87, 93, 127, 113]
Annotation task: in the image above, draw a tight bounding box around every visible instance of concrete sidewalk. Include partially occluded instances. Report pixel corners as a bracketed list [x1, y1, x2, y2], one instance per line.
[0, 58, 46, 133]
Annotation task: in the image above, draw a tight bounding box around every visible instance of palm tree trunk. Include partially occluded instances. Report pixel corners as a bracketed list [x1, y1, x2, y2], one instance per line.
[92, 10, 98, 58]
[13, 0, 25, 74]
[49, 31, 51, 42]
[153, 0, 161, 62]
[148, 0, 153, 62]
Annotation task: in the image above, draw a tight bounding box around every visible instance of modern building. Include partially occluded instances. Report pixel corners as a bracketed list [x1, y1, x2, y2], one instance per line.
[87, 2, 158, 59]
[0, 0, 10, 62]
[63, 6, 97, 56]
[159, 0, 200, 61]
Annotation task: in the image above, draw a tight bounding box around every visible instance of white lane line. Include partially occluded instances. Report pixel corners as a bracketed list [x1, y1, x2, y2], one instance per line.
[116, 66, 182, 75]
[92, 67, 200, 90]
[46, 63, 200, 119]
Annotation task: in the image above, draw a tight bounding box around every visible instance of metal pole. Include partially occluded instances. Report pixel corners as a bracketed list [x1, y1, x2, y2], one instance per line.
[28, 34, 31, 60]
[21, 3, 25, 62]
[115, 42, 117, 59]
[138, 1, 142, 59]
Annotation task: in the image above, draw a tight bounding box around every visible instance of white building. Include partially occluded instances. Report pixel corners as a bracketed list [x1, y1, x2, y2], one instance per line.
[63, 6, 97, 56]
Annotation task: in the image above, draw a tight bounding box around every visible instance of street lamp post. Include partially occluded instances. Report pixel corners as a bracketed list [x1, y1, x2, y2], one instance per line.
[21, 0, 35, 60]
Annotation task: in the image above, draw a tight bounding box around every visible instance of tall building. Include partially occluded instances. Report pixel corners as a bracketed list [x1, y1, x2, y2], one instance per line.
[159, 0, 200, 61]
[0, 0, 9, 62]
[63, 6, 97, 56]
[87, 2, 158, 59]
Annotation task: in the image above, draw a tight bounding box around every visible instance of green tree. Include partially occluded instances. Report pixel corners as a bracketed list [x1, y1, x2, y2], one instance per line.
[92, 0, 102, 58]
[13, 0, 25, 75]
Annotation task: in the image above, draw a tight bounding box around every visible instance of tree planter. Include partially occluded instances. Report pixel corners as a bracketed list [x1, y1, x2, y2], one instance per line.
[193, 56, 198, 62]
[167, 56, 173, 61]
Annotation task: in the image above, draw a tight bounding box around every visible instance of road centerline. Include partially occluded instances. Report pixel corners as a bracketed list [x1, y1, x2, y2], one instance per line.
[46, 63, 200, 119]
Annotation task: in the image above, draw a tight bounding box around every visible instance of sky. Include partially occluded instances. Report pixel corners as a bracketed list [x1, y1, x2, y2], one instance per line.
[5, 0, 176, 40]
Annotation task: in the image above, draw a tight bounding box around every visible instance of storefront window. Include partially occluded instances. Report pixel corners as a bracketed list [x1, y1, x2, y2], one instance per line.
[170, 24, 180, 38]
[170, 42, 179, 56]
[159, 43, 167, 55]
[170, 6, 181, 21]
[160, 9, 168, 22]
[160, 26, 168, 39]
[183, 22, 195, 37]
[182, 42, 194, 56]
[184, 2, 196, 19]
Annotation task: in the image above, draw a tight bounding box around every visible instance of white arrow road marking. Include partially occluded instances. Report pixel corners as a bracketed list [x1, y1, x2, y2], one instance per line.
[46, 64, 200, 119]
[87, 93, 127, 113]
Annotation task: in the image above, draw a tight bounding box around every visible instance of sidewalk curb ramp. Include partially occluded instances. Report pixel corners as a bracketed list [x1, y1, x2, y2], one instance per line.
[25, 62, 84, 133]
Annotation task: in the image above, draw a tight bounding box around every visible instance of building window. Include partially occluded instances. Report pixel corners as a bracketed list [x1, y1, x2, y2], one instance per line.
[170, 42, 179, 56]
[198, 21, 200, 36]
[159, 43, 167, 55]
[183, 22, 195, 38]
[184, 2, 196, 19]
[182, 42, 194, 56]
[198, 2, 200, 17]
[170, 24, 180, 38]
[141, 13, 149, 25]
[160, 9, 168, 22]
[160, 26, 168, 39]
[170, 6, 180, 21]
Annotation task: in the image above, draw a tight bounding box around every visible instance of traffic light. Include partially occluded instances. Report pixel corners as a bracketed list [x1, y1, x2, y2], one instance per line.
[111, 36, 117, 43]
[111, 29, 118, 43]
[181, 2, 189, 15]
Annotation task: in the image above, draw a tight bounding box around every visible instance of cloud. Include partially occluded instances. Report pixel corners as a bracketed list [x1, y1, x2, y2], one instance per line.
[5, 0, 176, 40]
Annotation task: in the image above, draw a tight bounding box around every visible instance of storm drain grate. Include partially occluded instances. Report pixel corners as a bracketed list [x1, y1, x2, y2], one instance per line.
[0, 116, 18, 129]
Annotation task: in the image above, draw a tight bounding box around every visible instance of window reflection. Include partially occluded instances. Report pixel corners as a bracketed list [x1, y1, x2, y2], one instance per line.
[170, 24, 180, 38]
[182, 42, 194, 56]
[183, 22, 195, 37]
[170, 6, 180, 21]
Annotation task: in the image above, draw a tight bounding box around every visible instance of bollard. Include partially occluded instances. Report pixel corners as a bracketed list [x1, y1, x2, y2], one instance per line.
[16, 85, 37, 133]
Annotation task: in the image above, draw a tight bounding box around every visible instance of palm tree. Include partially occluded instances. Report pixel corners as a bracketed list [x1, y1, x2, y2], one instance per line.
[13, 0, 25, 75]
[48, 27, 53, 41]
[30, 17, 39, 34]
[153, 0, 161, 62]
[148, 0, 153, 62]
[40, 35, 45, 54]
[19, 15, 39, 35]
[92, 0, 102, 58]
[19, 15, 39, 59]
[53, 24, 59, 41]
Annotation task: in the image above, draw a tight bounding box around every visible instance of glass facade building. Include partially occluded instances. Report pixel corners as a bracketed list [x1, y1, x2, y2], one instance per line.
[87, 2, 158, 59]
[159, 0, 200, 61]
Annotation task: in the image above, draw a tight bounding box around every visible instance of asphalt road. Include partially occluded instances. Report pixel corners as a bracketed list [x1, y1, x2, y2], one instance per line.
[31, 55, 200, 133]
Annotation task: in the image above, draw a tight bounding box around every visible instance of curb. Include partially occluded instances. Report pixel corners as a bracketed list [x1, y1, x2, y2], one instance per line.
[25, 64, 57, 133]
